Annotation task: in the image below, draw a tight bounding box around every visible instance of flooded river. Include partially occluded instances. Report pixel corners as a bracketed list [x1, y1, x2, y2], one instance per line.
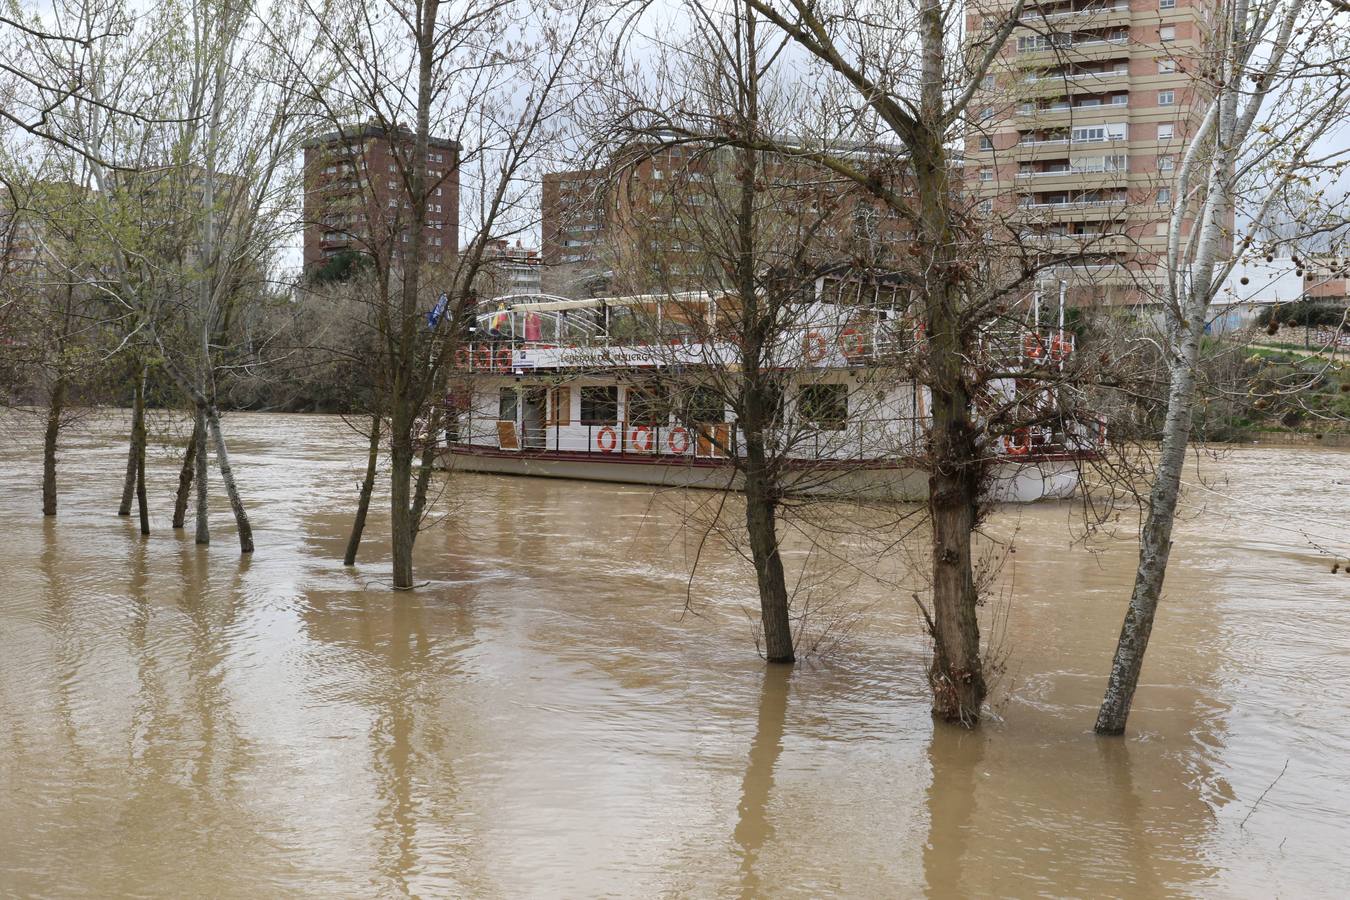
[1, 412, 1348, 898]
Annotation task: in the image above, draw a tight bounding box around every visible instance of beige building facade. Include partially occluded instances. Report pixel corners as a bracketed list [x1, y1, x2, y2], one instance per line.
[967, 0, 1221, 305]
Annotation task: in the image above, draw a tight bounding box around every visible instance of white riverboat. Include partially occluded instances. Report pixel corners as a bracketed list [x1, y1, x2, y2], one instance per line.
[438, 276, 1099, 502]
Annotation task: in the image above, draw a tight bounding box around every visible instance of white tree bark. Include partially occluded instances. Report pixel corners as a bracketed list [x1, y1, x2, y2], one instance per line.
[1095, 0, 1348, 733]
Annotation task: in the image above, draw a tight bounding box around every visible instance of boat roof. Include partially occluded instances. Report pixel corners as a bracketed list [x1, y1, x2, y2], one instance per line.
[484, 291, 721, 314]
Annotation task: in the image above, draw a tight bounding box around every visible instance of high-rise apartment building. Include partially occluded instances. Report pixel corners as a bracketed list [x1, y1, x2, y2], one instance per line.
[967, 0, 1221, 305]
[302, 122, 460, 273]
[475, 238, 543, 297]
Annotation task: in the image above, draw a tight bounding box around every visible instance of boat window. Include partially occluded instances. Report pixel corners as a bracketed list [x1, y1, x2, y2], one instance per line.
[498, 388, 518, 422]
[580, 386, 619, 425]
[798, 383, 848, 430]
[627, 387, 670, 426]
[684, 388, 725, 424]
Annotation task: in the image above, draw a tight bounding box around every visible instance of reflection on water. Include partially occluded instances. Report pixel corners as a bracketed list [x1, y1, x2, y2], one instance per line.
[1, 411, 1348, 897]
[734, 666, 790, 899]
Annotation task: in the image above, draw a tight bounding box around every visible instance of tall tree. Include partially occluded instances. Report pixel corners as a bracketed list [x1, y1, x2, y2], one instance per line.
[1095, 0, 1350, 734]
[298, 0, 599, 586]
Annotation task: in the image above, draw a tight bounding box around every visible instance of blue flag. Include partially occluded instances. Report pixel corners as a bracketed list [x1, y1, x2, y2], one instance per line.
[427, 292, 449, 329]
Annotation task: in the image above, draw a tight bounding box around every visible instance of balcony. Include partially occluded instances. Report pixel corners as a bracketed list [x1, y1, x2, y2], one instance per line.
[1019, 1, 1129, 22]
[1017, 35, 1131, 67]
[1019, 100, 1129, 120]
[1020, 67, 1128, 85]
[1018, 198, 1127, 210]
[1016, 164, 1128, 178]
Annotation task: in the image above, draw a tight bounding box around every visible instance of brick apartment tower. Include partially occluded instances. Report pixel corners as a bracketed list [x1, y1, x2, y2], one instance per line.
[541, 145, 908, 296]
[303, 122, 460, 273]
[967, 0, 1221, 305]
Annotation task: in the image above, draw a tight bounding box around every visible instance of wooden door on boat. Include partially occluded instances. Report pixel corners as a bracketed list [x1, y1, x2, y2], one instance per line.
[522, 388, 547, 449]
[696, 423, 730, 458]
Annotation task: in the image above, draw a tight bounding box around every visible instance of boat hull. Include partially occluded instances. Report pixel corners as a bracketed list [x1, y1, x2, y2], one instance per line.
[439, 445, 1082, 502]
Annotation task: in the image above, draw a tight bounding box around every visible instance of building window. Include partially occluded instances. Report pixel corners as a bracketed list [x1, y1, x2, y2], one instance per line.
[1158, 59, 1176, 74]
[979, 199, 993, 214]
[982, 74, 995, 90]
[1160, 0, 1175, 7]
[980, 167, 993, 182]
[1160, 26, 1175, 41]
[1158, 187, 1172, 204]
[498, 388, 518, 422]
[1156, 222, 1169, 236]
[1159, 90, 1175, 105]
[388, 198, 398, 208]
[797, 384, 848, 430]
[980, 106, 994, 121]
[579, 386, 619, 425]
[1159, 155, 1175, 171]
[979, 136, 993, 151]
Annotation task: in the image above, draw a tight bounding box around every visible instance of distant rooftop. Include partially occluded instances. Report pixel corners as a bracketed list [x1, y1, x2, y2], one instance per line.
[303, 120, 460, 153]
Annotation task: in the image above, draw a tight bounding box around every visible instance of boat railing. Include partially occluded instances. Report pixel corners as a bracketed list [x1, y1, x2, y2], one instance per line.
[450, 323, 1075, 371]
[448, 412, 1102, 462]
[446, 413, 1095, 463]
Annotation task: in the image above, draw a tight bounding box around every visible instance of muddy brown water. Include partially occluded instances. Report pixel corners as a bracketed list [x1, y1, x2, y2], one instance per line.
[1, 411, 1348, 898]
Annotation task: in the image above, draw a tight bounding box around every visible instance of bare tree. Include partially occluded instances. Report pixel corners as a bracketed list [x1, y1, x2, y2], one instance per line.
[1095, 0, 1350, 734]
[14, 0, 325, 550]
[588, 0, 930, 662]
[296, 0, 599, 586]
[670, 0, 1127, 724]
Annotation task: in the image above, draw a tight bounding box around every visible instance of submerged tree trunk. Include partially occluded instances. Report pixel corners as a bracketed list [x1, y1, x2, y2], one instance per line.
[131, 372, 149, 534]
[173, 420, 199, 529]
[409, 405, 442, 542]
[927, 384, 987, 724]
[119, 370, 145, 517]
[344, 414, 383, 565]
[743, 452, 794, 664]
[385, 0, 437, 592]
[732, 11, 792, 664]
[205, 407, 254, 554]
[135, 416, 150, 536]
[915, 116, 986, 725]
[42, 376, 67, 517]
[1093, 329, 1200, 734]
[389, 436, 415, 589]
[194, 405, 210, 545]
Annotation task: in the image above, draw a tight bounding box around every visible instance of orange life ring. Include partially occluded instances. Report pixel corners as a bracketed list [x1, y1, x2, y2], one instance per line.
[802, 331, 828, 363]
[838, 328, 865, 358]
[1007, 428, 1032, 456]
[628, 425, 654, 452]
[475, 345, 493, 371]
[1023, 333, 1045, 361]
[667, 426, 691, 454]
[913, 322, 926, 344]
[495, 345, 512, 372]
[596, 425, 619, 453]
[1049, 333, 1072, 361]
